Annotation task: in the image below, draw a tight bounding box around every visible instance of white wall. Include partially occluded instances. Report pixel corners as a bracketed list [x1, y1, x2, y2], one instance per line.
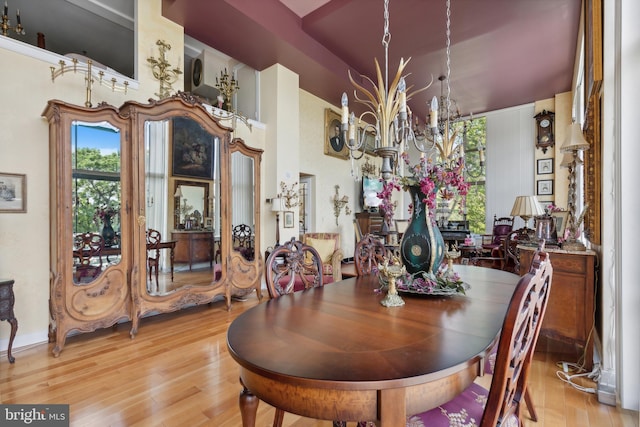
[616, 0, 640, 411]
[484, 104, 536, 230]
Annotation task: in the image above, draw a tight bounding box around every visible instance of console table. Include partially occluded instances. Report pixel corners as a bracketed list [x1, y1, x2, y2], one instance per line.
[0, 278, 17, 363]
[519, 246, 597, 369]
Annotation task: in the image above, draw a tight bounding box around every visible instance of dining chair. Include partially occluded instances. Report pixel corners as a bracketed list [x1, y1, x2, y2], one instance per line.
[73, 232, 105, 283]
[481, 215, 514, 252]
[354, 233, 386, 276]
[265, 237, 324, 298]
[406, 247, 553, 426]
[232, 223, 254, 260]
[265, 238, 371, 427]
[146, 229, 161, 290]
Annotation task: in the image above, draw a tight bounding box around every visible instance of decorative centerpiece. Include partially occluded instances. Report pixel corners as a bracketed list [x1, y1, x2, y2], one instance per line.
[94, 205, 119, 247]
[376, 153, 470, 296]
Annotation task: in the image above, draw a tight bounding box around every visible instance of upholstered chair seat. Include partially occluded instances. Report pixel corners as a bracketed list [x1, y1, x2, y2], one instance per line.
[303, 232, 343, 282]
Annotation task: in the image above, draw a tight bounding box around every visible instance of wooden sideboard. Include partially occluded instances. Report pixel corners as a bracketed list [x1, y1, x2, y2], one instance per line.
[519, 246, 597, 369]
[171, 231, 215, 271]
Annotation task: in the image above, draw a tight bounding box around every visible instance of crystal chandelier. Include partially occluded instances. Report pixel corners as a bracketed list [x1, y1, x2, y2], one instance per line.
[341, 0, 482, 181]
[340, 0, 431, 180]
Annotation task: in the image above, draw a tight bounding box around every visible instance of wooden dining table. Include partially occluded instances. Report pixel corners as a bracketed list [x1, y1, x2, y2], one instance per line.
[226, 265, 520, 426]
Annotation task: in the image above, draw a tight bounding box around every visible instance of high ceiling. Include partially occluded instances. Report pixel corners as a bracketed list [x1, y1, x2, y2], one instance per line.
[7, 0, 581, 121]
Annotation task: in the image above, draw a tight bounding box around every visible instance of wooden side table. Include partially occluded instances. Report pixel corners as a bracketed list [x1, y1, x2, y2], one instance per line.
[519, 246, 597, 370]
[0, 279, 17, 363]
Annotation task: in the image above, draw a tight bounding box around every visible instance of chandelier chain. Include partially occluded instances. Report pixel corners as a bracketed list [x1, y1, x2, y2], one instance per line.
[383, 0, 391, 98]
[445, 0, 452, 123]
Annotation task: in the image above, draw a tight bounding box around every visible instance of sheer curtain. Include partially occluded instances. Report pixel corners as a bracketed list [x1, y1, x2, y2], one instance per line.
[145, 120, 169, 270]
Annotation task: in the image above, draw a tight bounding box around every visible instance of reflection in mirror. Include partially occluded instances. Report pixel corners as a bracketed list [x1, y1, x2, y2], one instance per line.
[71, 120, 121, 284]
[144, 118, 221, 296]
[231, 151, 255, 260]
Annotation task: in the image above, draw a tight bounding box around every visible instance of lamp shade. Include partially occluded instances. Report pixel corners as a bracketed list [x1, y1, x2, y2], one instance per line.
[271, 198, 283, 212]
[510, 195, 544, 219]
[174, 186, 183, 198]
[561, 122, 590, 152]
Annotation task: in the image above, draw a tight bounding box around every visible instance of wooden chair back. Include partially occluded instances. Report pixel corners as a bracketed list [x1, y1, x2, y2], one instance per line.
[73, 232, 105, 282]
[233, 224, 254, 260]
[146, 229, 161, 288]
[354, 234, 386, 276]
[265, 237, 323, 298]
[481, 247, 553, 426]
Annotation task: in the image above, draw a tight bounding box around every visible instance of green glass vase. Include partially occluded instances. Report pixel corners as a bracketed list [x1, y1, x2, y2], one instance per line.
[400, 186, 445, 275]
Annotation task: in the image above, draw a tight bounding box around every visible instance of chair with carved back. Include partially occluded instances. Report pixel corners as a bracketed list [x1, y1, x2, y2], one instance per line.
[500, 229, 521, 274]
[407, 246, 553, 426]
[73, 232, 105, 283]
[265, 237, 367, 427]
[265, 237, 323, 299]
[354, 233, 386, 276]
[482, 215, 514, 253]
[232, 223, 254, 261]
[146, 229, 161, 290]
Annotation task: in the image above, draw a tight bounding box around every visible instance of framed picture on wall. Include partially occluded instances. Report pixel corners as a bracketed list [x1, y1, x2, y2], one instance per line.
[283, 211, 295, 228]
[172, 116, 215, 179]
[537, 179, 554, 196]
[324, 109, 349, 160]
[537, 158, 553, 175]
[0, 172, 26, 213]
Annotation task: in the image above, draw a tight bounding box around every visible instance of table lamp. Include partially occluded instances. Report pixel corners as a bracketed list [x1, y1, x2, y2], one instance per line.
[271, 197, 283, 246]
[510, 195, 543, 234]
[560, 121, 590, 251]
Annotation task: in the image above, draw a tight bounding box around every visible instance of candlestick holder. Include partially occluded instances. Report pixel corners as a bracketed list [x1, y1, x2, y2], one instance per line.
[147, 40, 183, 100]
[215, 68, 239, 111]
[1, 2, 25, 37]
[378, 255, 405, 307]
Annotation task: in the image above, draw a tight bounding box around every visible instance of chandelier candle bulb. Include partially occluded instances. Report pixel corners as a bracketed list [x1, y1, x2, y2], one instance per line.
[341, 93, 349, 124]
[430, 96, 438, 128]
[398, 77, 407, 114]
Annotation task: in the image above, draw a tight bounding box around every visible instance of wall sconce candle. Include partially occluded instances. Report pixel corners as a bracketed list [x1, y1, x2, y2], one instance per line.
[147, 39, 183, 100]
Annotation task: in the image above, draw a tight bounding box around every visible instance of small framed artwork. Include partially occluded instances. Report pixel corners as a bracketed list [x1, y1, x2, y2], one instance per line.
[537, 158, 554, 175]
[283, 211, 295, 228]
[204, 217, 213, 229]
[0, 172, 26, 213]
[172, 116, 215, 179]
[551, 211, 569, 237]
[324, 109, 349, 160]
[537, 179, 554, 196]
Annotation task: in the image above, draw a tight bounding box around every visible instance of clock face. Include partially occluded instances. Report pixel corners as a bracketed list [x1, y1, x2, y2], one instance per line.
[540, 118, 551, 128]
[192, 58, 203, 87]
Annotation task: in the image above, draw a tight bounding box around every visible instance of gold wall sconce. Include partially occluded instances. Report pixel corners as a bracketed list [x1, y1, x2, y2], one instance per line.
[279, 181, 299, 210]
[332, 185, 351, 226]
[147, 39, 183, 100]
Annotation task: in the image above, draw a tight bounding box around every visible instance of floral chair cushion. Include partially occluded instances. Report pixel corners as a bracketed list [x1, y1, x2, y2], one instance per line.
[406, 382, 519, 427]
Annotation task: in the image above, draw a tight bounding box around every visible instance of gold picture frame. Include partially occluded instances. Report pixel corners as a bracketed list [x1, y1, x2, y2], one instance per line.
[324, 109, 349, 159]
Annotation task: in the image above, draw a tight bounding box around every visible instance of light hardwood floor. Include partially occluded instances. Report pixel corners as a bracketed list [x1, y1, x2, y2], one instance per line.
[1, 273, 637, 427]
